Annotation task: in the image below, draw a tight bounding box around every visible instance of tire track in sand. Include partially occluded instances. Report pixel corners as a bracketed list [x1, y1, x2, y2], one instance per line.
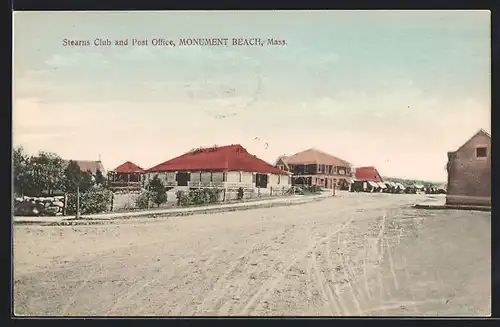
[310, 240, 341, 315]
[312, 223, 349, 316]
[336, 233, 363, 316]
[330, 209, 391, 316]
[183, 228, 290, 315]
[238, 216, 354, 316]
[60, 262, 102, 315]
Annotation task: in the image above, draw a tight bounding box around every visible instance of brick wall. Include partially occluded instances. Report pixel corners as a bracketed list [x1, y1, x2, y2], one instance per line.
[446, 133, 491, 206]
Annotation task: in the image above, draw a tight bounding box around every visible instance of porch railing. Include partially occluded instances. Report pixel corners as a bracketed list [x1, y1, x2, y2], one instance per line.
[188, 181, 224, 188]
[108, 181, 143, 188]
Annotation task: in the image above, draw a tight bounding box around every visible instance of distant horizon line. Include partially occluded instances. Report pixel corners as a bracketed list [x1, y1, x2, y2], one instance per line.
[13, 143, 446, 183]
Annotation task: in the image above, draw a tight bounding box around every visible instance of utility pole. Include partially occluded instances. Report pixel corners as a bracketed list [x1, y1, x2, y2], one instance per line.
[76, 185, 80, 219]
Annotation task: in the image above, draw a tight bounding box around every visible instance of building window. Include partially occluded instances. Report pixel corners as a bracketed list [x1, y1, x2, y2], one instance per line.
[252, 173, 256, 183]
[278, 175, 281, 184]
[476, 147, 487, 158]
[239, 171, 242, 182]
[223, 172, 227, 182]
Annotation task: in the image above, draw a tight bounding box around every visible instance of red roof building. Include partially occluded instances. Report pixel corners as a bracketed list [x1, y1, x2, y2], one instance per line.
[113, 161, 145, 174]
[147, 144, 290, 175]
[108, 161, 145, 190]
[354, 166, 383, 183]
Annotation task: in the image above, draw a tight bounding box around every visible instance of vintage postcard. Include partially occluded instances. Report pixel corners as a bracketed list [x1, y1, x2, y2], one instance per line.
[12, 10, 491, 317]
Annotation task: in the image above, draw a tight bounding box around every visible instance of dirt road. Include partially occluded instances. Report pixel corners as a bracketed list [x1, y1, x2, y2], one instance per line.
[13, 192, 491, 316]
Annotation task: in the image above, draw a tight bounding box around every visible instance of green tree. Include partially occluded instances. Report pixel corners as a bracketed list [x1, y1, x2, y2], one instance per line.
[64, 161, 95, 193]
[95, 169, 107, 187]
[13, 146, 29, 196]
[28, 151, 65, 196]
[80, 170, 95, 192]
[64, 160, 83, 193]
[149, 175, 167, 207]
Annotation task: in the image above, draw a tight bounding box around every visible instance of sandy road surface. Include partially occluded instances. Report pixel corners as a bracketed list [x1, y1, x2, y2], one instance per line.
[13, 192, 490, 316]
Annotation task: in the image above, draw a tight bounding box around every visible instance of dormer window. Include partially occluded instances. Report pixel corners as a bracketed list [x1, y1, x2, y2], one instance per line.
[476, 146, 488, 158]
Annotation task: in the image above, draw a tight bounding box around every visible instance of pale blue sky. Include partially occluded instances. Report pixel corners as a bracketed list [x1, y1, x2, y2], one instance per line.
[13, 11, 490, 181]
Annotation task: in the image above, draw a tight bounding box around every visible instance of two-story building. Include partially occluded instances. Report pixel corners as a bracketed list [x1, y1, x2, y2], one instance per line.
[446, 129, 491, 206]
[275, 148, 352, 190]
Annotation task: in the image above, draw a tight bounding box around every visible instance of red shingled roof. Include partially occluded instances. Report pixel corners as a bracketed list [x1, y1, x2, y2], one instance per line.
[354, 166, 383, 182]
[147, 144, 290, 175]
[113, 161, 145, 173]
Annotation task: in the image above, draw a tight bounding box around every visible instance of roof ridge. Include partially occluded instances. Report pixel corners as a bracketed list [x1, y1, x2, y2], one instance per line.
[478, 128, 491, 138]
[313, 148, 351, 165]
[452, 129, 491, 153]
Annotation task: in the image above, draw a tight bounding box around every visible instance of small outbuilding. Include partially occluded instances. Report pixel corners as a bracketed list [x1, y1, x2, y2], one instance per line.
[108, 161, 146, 191]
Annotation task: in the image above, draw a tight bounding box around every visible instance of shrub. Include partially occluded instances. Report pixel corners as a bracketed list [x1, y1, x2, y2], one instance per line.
[176, 188, 222, 207]
[237, 187, 244, 200]
[302, 185, 322, 194]
[135, 190, 151, 209]
[176, 190, 187, 206]
[149, 176, 168, 207]
[208, 188, 220, 203]
[66, 188, 112, 215]
[189, 189, 207, 204]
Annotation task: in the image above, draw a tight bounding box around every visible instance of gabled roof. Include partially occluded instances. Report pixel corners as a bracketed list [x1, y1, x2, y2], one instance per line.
[63, 160, 105, 174]
[274, 155, 290, 167]
[354, 166, 383, 182]
[147, 144, 290, 175]
[113, 161, 145, 173]
[285, 148, 351, 167]
[452, 128, 491, 154]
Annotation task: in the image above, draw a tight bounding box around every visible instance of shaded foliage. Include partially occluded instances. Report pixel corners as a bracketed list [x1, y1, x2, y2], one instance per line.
[66, 188, 112, 215]
[13, 147, 66, 196]
[64, 160, 94, 193]
[176, 188, 222, 207]
[135, 190, 151, 209]
[149, 175, 167, 207]
[95, 170, 107, 187]
[302, 185, 322, 194]
[237, 187, 244, 200]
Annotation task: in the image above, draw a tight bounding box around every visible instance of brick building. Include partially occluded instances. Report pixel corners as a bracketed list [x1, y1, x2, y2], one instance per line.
[446, 129, 491, 206]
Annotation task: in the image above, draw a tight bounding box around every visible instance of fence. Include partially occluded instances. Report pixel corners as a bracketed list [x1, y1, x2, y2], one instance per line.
[109, 185, 293, 211]
[13, 184, 295, 216]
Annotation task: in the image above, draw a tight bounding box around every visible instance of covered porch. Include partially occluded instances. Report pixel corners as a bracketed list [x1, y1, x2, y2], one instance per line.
[292, 174, 352, 189]
[107, 171, 145, 190]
